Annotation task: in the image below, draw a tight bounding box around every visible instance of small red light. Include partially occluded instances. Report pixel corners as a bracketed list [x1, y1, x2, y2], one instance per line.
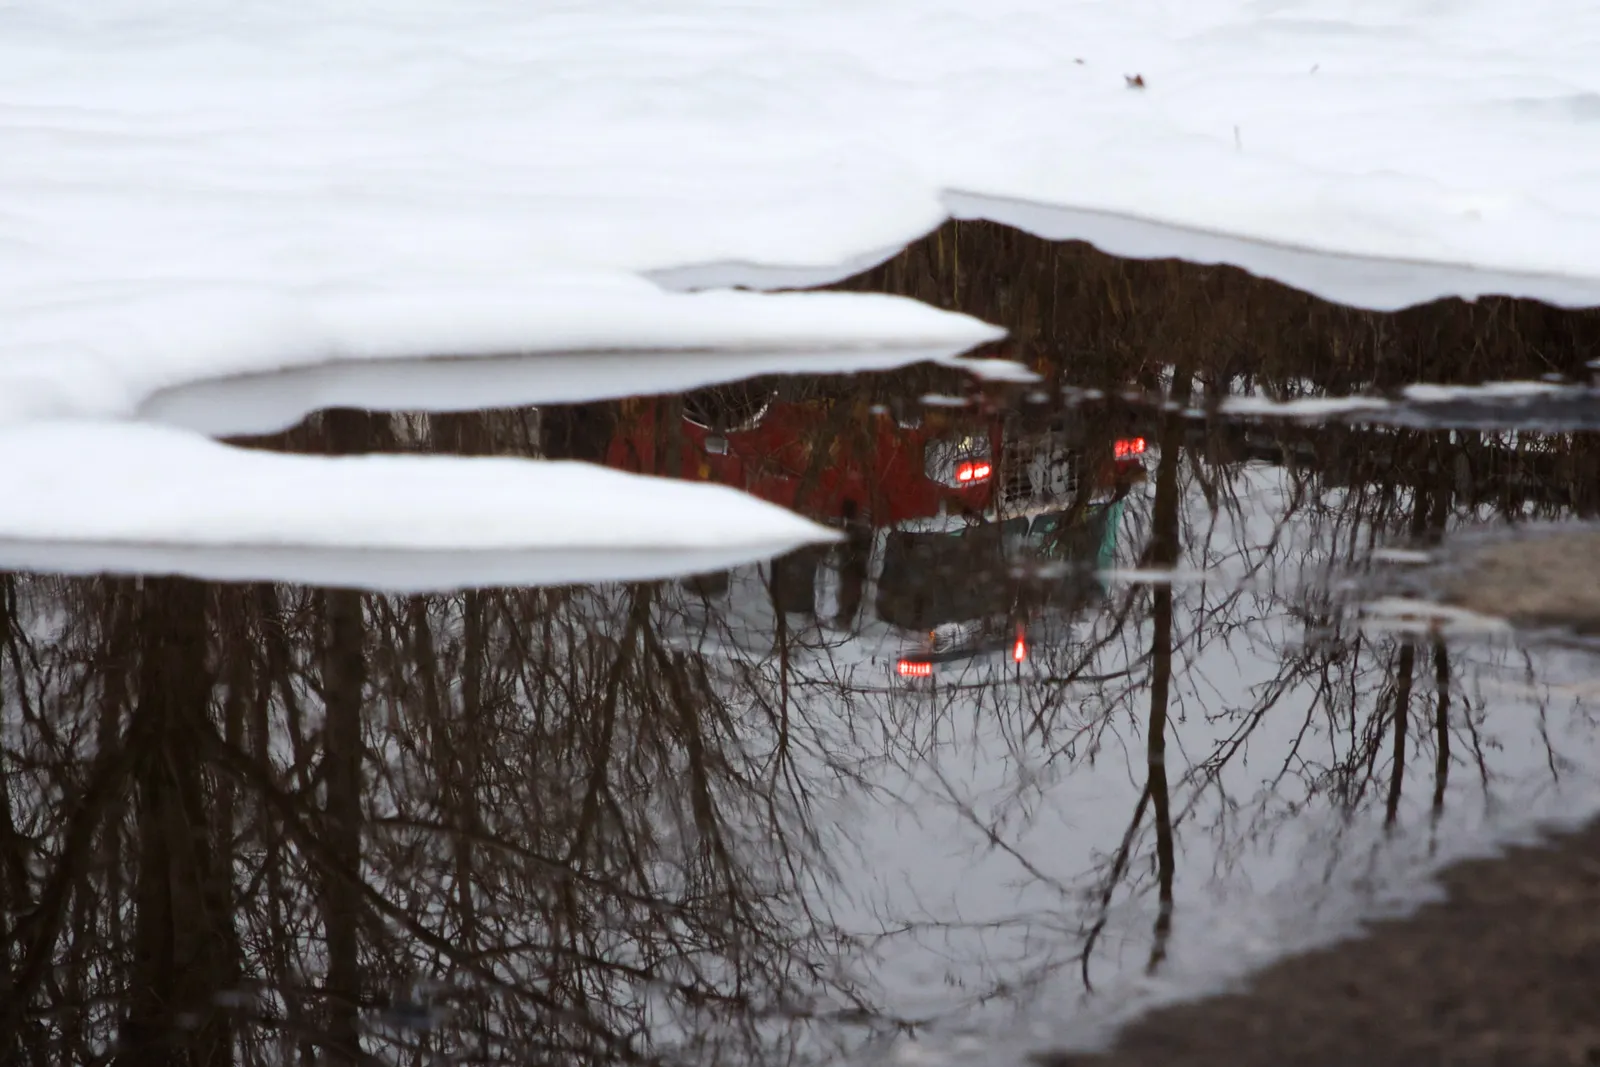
[1114, 437, 1147, 459]
[1012, 636, 1028, 663]
[897, 660, 934, 678]
[955, 460, 993, 484]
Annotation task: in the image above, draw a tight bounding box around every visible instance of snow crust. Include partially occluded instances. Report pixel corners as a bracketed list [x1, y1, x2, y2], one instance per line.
[0, 274, 1000, 429]
[139, 338, 998, 438]
[0, 422, 840, 590]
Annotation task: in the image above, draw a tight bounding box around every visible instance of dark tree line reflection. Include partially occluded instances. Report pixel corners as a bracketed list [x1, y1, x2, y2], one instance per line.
[6, 228, 1600, 1063]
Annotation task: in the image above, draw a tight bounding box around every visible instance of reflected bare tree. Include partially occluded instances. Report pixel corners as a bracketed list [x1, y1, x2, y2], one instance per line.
[7, 221, 1600, 1063]
[0, 464, 877, 1065]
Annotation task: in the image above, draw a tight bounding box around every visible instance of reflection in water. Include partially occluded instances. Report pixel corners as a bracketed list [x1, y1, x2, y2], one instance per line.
[2, 573, 873, 1065]
[6, 226, 1600, 1064]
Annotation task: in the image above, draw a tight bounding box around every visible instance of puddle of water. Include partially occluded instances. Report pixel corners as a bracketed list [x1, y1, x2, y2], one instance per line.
[6, 225, 1600, 1066]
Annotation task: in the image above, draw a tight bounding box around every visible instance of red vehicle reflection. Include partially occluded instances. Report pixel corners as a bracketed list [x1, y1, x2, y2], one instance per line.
[602, 384, 1144, 529]
[602, 382, 1148, 681]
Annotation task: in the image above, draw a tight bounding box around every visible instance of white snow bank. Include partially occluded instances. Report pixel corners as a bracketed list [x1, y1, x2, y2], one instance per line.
[0, 422, 840, 591]
[1217, 381, 1585, 420]
[5, 0, 1598, 393]
[0, 272, 1001, 429]
[140, 342, 1005, 439]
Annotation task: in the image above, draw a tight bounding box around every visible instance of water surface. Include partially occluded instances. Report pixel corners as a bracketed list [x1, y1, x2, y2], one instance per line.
[6, 224, 1600, 1065]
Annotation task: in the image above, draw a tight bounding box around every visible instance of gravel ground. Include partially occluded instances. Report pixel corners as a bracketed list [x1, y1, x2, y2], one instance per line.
[1034, 819, 1600, 1067]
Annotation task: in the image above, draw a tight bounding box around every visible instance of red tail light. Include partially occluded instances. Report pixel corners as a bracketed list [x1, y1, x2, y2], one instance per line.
[1114, 437, 1147, 459]
[1012, 634, 1028, 663]
[954, 460, 992, 484]
[897, 660, 934, 678]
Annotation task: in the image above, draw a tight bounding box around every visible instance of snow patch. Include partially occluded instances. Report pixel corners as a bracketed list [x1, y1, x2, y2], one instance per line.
[5, 0, 1600, 431]
[1400, 381, 1573, 403]
[0, 421, 841, 591]
[1218, 395, 1393, 417]
[1, 277, 1002, 430]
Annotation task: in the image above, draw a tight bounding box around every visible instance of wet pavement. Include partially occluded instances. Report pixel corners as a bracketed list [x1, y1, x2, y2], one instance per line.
[6, 224, 1600, 1065]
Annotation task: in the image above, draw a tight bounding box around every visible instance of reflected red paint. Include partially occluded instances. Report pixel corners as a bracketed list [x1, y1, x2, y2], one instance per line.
[604, 396, 1143, 528]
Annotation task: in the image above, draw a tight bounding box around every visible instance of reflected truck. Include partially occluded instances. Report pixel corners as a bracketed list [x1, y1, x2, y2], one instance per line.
[602, 383, 1146, 677]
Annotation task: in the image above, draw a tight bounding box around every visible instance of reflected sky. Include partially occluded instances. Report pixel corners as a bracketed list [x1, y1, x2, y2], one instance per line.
[5, 225, 1600, 1066]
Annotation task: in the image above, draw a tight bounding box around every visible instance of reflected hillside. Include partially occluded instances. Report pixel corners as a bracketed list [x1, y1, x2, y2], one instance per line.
[7, 230, 1600, 1064]
[842, 220, 1600, 392]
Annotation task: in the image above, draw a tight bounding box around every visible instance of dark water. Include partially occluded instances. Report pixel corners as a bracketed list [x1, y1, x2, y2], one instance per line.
[6, 225, 1600, 1066]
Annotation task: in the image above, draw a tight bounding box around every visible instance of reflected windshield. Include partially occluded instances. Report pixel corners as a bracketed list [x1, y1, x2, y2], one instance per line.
[876, 503, 1118, 630]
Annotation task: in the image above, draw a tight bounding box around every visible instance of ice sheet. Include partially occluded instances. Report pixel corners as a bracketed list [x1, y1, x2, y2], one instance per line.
[0, 421, 841, 590]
